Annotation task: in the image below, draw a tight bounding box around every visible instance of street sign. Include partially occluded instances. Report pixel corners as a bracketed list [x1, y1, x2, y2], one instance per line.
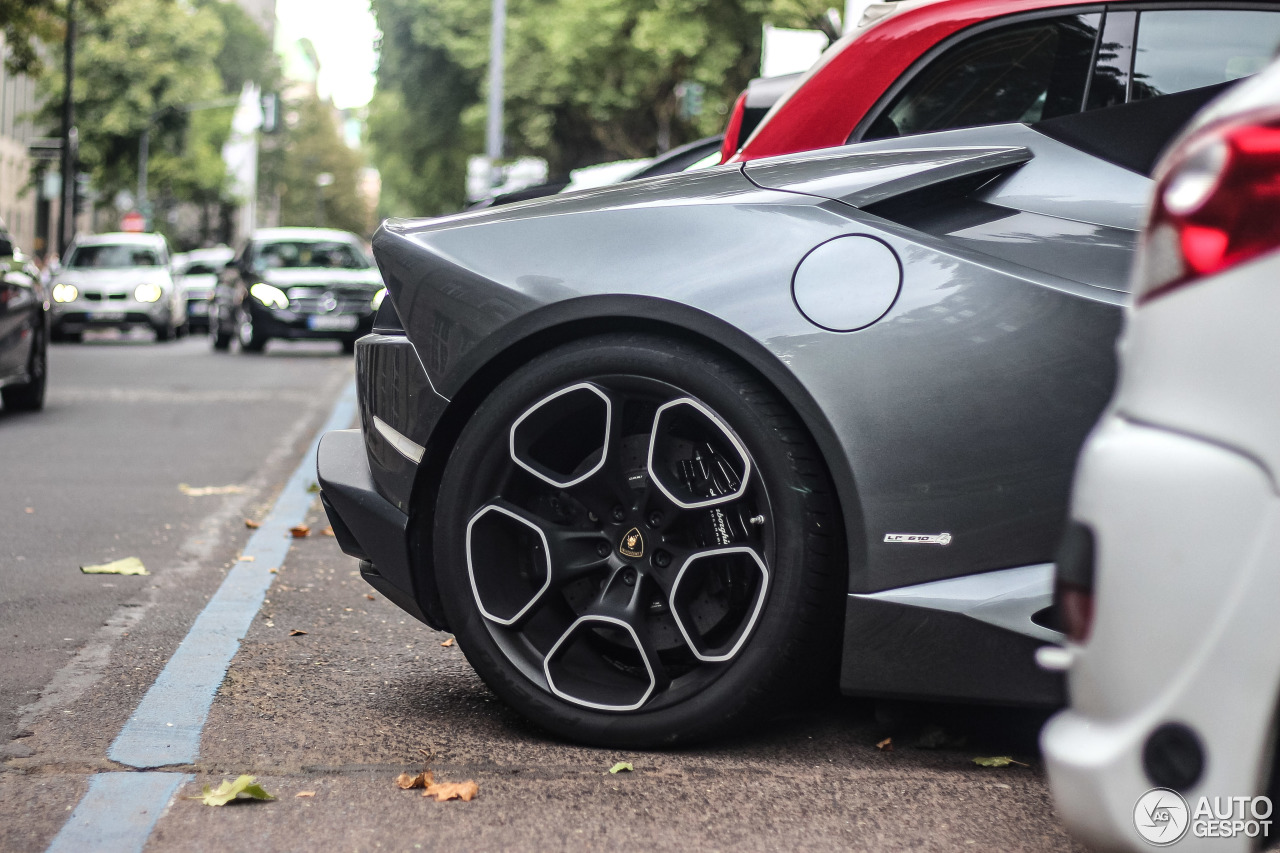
[121, 210, 146, 233]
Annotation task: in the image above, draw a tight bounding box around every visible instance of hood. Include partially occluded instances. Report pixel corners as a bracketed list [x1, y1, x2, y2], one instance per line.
[259, 268, 382, 289]
[56, 267, 172, 290]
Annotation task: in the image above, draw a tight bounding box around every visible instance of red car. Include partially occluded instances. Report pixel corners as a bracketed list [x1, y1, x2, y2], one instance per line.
[723, 0, 1280, 163]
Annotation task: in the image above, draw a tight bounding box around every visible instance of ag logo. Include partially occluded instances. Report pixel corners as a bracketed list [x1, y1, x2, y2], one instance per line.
[1134, 788, 1190, 846]
[619, 527, 644, 559]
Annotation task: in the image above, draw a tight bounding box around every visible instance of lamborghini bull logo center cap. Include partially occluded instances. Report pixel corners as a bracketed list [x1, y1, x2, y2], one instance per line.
[620, 527, 644, 559]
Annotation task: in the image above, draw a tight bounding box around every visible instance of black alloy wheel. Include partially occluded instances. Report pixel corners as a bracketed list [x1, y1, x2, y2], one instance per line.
[1, 325, 47, 412]
[432, 335, 841, 747]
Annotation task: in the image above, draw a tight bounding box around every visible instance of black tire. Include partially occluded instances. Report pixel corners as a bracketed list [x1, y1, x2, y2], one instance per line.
[175, 320, 189, 340]
[431, 334, 842, 747]
[52, 329, 82, 344]
[341, 337, 357, 355]
[237, 307, 267, 353]
[154, 322, 174, 342]
[1, 326, 47, 412]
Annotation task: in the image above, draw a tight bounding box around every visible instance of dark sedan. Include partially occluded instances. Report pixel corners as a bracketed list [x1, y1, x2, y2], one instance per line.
[210, 227, 383, 354]
[0, 220, 48, 413]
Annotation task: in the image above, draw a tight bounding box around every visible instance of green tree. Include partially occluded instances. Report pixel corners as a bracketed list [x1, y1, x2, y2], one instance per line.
[38, 0, 227, 208]
[368, 0, 837, 218]
[267, 93, 370, 236]
[0, 0, 111, 76]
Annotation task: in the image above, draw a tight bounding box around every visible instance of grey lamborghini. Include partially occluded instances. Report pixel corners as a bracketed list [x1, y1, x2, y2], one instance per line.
[318, 84, 1224, 747]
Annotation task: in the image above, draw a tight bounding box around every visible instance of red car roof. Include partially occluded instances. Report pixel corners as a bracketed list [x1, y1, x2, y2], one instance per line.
[731, 0, 1130, 162]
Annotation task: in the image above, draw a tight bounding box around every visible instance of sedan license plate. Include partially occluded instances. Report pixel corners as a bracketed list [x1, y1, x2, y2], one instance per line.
[308, 314, 358, 331]
[188, 303, 208, 316]
[90, 311, 126, 322]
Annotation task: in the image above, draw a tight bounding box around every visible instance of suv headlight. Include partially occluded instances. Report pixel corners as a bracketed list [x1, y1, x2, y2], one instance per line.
[250, 282, 290, 309]
[52, 283, 78, 303]
[135, 283, 164, 303]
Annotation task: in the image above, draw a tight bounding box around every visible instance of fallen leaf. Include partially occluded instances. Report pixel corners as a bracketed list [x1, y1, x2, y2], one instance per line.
[306, 482, 321, 494]
[290, 525, 310, 539]
[396, 771, 433, 790]
[322, 526, 335, 537]
[239, 555, 255, 562]
[289, 629, 308, 636]
[364, 594, 375, 601]
[441, 638, 455, 648]
[424, 781, 478, 802]
[188, 775, 275, 806]
[295, 791, 316, 798]
[269, 568, 278, 574]
[80, 557, 148, 576]
[876, 738, 893, 752]
[608, 762, 633, 774]
[972, 756, 1028, 768]
[244, 519, 260, 529]
[179, 484, 246, 497]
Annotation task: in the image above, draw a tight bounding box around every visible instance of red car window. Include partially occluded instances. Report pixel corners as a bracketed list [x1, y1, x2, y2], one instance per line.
[863, 13, 1101, 141]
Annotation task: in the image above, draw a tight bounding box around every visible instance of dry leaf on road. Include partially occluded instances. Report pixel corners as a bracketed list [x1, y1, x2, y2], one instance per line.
[876, 738, 894, 752]
[424, 781, 478, 802]
[244, 519, 261, 529]
[290, 525, 310, 538]
[295, 791, 316, 798]
[187, 775, 275, 806]
[441, 638, 455, 648]
[289, 629, 308, 636]
[80, 557, 148, 576]
[322, 526, 335, 537]
[396, 771, 433, 790]
[973, 756, 1028, 768]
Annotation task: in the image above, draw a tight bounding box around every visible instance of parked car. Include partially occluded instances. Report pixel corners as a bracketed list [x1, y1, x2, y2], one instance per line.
[0, 219, 48, 412]
[48, 232, 184, 343]
[317, 81, 1229, 748]
[724, 0, 1280, 163]
[172, 245, 234, 333]
[471, 136, 726, 210]
[210, 227, 383, 354]
[1042, 61, 1280, 853]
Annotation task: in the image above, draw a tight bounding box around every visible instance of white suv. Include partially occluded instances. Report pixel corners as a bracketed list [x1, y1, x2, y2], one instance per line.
[50, 232, 185, 342]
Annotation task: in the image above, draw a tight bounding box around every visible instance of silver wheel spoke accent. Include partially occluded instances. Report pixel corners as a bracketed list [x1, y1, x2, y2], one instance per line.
[509, 382, 612, 488]
[646, 397, 752, 509]
[669, 545, 769, 663]
[543, 615, 658, 712]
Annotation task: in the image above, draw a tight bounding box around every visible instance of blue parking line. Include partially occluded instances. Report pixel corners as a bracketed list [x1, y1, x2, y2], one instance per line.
[46, 773, 191, 853]
[109, 378, 357, 768]
[45, 379, 357, 852]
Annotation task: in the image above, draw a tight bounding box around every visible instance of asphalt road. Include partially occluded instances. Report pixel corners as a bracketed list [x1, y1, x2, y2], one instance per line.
[1, 330, 1085, 852]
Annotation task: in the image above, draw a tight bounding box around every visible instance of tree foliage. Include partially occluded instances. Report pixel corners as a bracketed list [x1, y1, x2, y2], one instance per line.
[368, 0, 839, 217]
[38, 0, 226, 206]
[0, 0, 111, 76]
[266, 93, 370, 236]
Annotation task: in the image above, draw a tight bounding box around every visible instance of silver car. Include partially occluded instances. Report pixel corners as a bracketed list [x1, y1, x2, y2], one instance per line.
[50, 232, 186, 342]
